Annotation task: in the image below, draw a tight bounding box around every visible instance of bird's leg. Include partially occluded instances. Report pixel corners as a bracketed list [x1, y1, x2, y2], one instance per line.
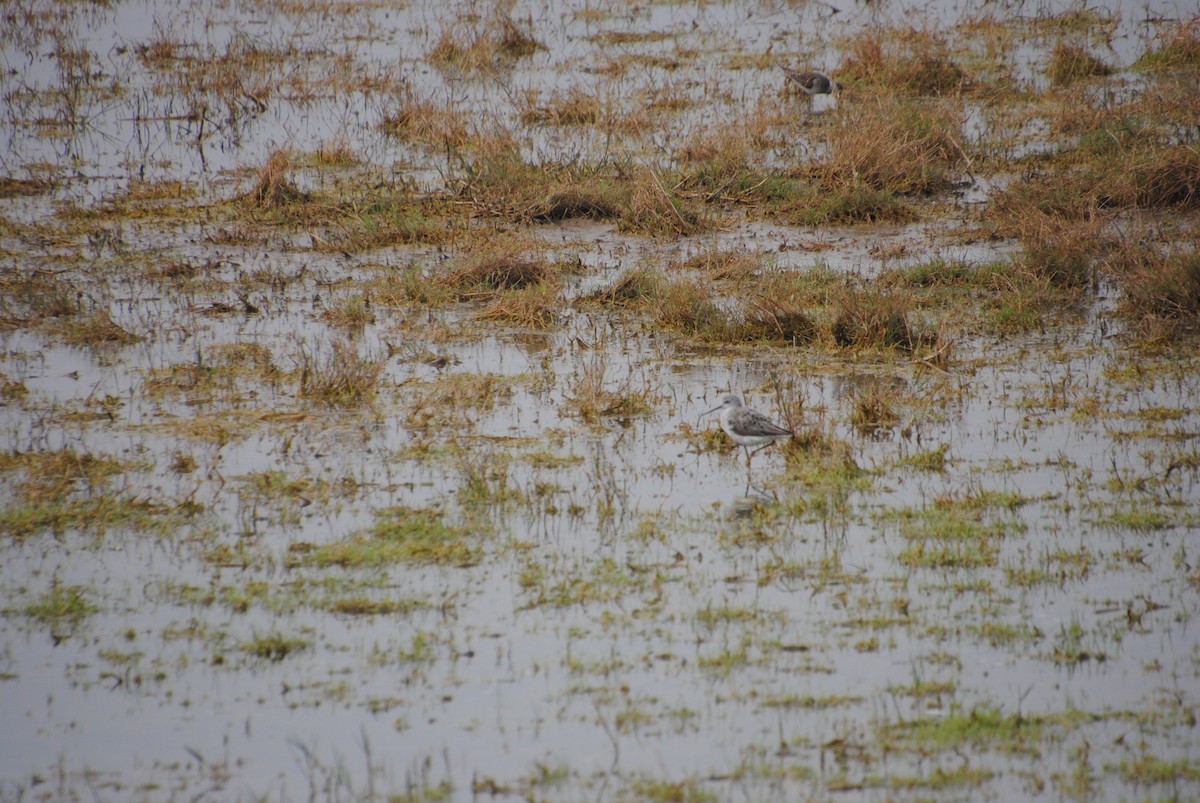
[748, 443, 774, 459]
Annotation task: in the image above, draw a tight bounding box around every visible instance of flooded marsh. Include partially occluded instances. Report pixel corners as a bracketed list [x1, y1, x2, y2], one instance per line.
[2, 0, 1200, 800]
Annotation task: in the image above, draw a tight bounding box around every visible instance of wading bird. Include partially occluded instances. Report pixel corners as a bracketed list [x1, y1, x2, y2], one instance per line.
[701, 394, 794, 470]
[781, 67, 841, 96]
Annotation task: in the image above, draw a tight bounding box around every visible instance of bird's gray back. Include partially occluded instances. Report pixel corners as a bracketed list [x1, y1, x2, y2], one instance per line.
[782, 68, 834, 95]
[726, 407, 792, 437]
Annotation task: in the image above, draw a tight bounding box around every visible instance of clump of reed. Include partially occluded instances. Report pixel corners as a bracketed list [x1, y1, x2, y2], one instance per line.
[819, 98, 968, 197]
[297, 340, 384, 407]
[850, 382, 901, 436]
[59, 309, 141, 347]
[239, 148, 306, 209]
[1107, 240, 1200, 339]
[831, 287, 915, 350]
[519, 87, 605, 126]
[1046, 43, 1113, 85]
[428, 10, 543, 73]
[580, 267, 667, 308]
[528, 184, 623, 223]
[1134, 19, 1200, 71]
[436, 237, 557, 299]
[620, 168, 707, 236]
[379, 88, 470, 149]
[838, 29, 969, 96]
[564, 354, 656, 422]
[475, 283, 563, 328]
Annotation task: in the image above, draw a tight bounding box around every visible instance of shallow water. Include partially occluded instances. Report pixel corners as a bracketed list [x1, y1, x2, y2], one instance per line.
[3, 0, 1200, 800]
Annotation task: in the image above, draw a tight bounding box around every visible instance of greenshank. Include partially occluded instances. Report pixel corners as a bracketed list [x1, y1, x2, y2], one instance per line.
[702, 394, 793, 467]
[781, 67, 841, 96]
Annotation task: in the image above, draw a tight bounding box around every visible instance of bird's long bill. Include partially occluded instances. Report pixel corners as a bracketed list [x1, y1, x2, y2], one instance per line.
[698, 404, 723, 423]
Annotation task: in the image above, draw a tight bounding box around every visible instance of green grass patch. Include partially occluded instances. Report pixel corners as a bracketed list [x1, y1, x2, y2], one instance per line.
[887, 501, 1025, 541]
[0, 495, 172, 539]
[23, 584, 98, 622]
[308, 507, 479, 567]
[897, 444, 949, 471]
[241, 632, 309, 662]
[1097, 505, 1170, 531]
[1112, 753, 1200, 784]
[1133, 20, 1200, 72]
[883, 706, 1046, 755]
[786, 181, 913, 226]
[890, 764, 993, 790]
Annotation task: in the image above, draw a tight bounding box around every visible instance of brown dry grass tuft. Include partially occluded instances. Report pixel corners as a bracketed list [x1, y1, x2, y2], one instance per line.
[581, 267, 666, 308]
[528, 185, 622, 222]
[297, 340, 384, 407]
[831, 287, 914, 350]
[820, 98, 967, 196]
[380, 89, 470, 148]
[839, 29, 969, 96]
[60, 309, 141, 347]
[851, 382, 901, 436]
[1015, 215, 1104, 289]
[669, 249, 762, 283]
[1103, 144, 1200, 209]
[428, 11, 543, 73]
[1135, 19, 1200, 71]
[519, 87, 604, 126]
[1108, 240, 1200, 338]
[621, 168, 707, 236]
[240, 149, 305, 209]
[476, 282, 564, 328]
[437, 238, 555, 298]
[1047, 43, 1113, 85]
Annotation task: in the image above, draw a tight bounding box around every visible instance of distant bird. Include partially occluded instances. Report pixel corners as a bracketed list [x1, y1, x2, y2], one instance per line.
[781, 67, 841, 96]
[701, 394, 794, 468]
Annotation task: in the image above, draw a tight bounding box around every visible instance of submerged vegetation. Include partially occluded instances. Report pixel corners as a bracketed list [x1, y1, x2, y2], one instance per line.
[1, 0, 1199, 799]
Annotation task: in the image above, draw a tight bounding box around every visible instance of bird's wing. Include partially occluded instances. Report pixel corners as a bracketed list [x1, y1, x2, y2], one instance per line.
[740, 409, 794, 437]
[782, 68, 819, 94]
